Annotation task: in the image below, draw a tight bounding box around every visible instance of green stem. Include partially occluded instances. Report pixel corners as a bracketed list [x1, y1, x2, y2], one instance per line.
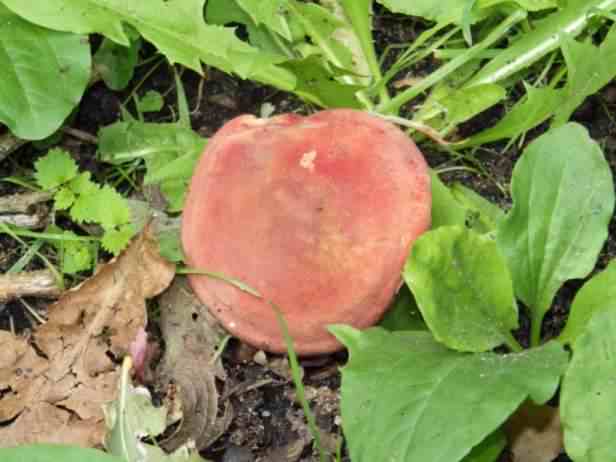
[377, 9, 527, 115]
[504, 331, 524, 353]
[530, 311, 543, 347]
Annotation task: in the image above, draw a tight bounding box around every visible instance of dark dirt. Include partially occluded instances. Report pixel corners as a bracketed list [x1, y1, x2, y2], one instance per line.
[2, 8, 616, 462]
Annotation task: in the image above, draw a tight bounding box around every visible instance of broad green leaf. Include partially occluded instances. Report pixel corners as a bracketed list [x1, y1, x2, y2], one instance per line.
[281, 57, 363, 108]
[205, 0, 298, 56]
[0, 446, 124, 462]
[144, 151, 201, 185]
[430, 172, 504, 234]
[71, 185, 131, 230]
[236, 0, 293, 41]
[99, 120, 206, 211]
[496, 123, 614, 343]
[479, 0, 556, 9]
[137, 90, 164, 113]
[288, 1, 360, 78]
[0, 5, 90, 140]
[450, 183, 504, 234]
[558, 261, 616, 346]
[101, 223, 135, 255]
[379, 286, 426, 332]
[47, 226, 94, 274]
[553, 26, 616, 126]
[34, 149, 79, 190]
[468, 0, 616, 86]
[93, 35, 141, 91]
[331, 326, 567, 462]
[54, 187, 76, 210]
[60, 240, 93, 274]
[462, 84, 562, 146]
[376, 0, 554, 26]
[158, 228, 184, 263]
[404, 226, 518, 352]
[440, 84, 506, 128]
[463, 430, 507, 462]
[69, 172, 98, 195]
[376, 0, 473, 25]
[1, 0, 296, 90]
[561, 308, 616, 461]
[430, 171, 467, 229]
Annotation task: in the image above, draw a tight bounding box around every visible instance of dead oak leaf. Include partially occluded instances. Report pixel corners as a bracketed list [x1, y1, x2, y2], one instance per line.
[0, 226, 174, 447]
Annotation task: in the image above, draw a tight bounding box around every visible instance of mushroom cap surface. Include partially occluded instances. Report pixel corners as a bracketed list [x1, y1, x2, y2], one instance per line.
[182, 109, 431, 355]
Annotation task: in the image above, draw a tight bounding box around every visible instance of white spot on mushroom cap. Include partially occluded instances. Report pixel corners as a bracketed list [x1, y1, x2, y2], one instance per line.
[299, 150, 317, 171]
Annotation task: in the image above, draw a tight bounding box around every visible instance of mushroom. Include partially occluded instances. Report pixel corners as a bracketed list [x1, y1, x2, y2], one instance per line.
[181, 109, 431, 355]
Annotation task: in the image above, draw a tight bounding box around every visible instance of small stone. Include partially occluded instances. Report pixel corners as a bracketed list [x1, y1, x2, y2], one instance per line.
[252, 350, 267, 366]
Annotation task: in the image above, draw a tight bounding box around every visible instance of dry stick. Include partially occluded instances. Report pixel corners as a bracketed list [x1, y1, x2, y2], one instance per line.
[0, 214, 48, 229]
[0, 191, 53, 229]
[62, 127, 98, 144]
[0, 269, 61, 303]
[0, 132, 27, 163]
[0, 191, 53, 214]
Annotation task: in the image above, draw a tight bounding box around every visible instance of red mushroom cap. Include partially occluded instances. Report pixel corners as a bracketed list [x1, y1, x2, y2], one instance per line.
[181, 109, 431, 355]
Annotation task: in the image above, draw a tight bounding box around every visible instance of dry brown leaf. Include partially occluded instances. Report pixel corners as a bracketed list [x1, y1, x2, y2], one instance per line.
[155, 276, 232, 452]
[0, 226, 174, 447]
[505, 401, 564, 462]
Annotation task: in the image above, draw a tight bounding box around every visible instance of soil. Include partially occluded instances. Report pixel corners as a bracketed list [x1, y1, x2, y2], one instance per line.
[2, 8, 616, 462]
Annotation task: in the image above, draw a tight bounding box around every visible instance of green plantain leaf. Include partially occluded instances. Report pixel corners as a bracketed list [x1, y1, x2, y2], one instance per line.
[331, 326, 568, 462]
[378, 285, 426, 332]
[561, 308, 616, 461]
[462, 430, 507, 462]
[404, 225, 518, 352]
[430, 172, 467, 230]
[558, 261, 616, 346]
[450, 183, 504, 234]
[0, 4, 90, 140]
[553, 26, 616, 126]
[496, 123, 614, 344]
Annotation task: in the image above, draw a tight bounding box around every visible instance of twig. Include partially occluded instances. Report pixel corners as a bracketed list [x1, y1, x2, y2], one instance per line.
[0, 132, 27, 162]
[0, 191, 52, 214]
[18, 297, 47, 324]
[62, 127, 98, 144]
[373, 113, 451, 146]
[0, 191, 52, 229]
[0, 214, 48, 229]
[0, 269, 61, 302]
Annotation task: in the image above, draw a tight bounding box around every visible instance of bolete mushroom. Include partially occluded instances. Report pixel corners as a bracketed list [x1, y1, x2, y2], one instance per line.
[181, 109, 431, 355]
